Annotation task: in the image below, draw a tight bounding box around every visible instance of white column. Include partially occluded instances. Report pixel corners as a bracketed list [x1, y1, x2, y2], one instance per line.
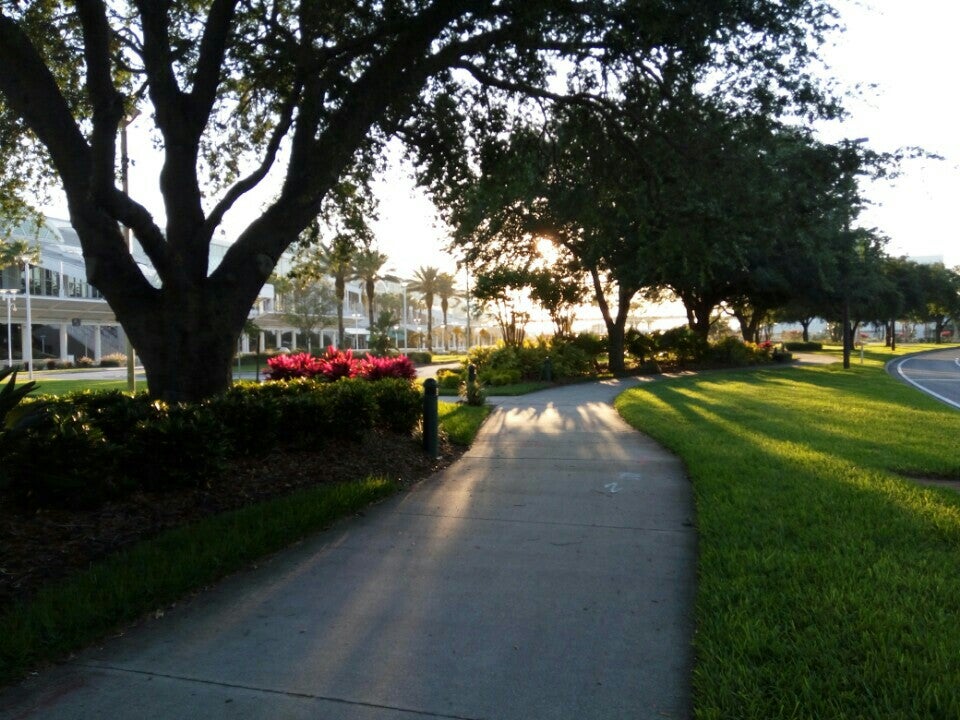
[19, 320, 29, 370]
[291, 330, 298, 350]
[93, 325, 102, 362]
[241, 333, 250, 353]
[59, 323, 69, 361]
[258, 331, 265, 353]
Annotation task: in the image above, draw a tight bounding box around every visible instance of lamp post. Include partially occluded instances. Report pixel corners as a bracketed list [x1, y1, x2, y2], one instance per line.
[23, 260, 33, 379]
[0, 289, 17, 368]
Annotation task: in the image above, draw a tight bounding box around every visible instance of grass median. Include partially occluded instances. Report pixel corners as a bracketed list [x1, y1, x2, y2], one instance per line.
[615, 350, 960, 718]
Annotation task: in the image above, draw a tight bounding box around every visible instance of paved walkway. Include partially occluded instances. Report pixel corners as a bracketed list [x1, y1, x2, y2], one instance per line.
[1, 379, 696, 720]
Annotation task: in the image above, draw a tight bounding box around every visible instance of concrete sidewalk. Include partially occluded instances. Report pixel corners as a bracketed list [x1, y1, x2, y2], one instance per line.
[1, 378, 696, 720]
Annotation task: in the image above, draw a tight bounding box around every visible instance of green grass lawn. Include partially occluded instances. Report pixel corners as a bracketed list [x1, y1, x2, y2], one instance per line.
[615, 349, 960, 718]
[27, 378, 130, 395]
[438, 400, 492, 445]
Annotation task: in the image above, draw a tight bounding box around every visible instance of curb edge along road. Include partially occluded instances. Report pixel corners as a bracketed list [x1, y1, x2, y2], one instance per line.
[887, 347, 960, 411]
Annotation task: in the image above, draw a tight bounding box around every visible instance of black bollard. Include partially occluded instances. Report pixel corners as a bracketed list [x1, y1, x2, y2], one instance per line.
[423, 377, 439, 458]
[541, 355, 552, 382]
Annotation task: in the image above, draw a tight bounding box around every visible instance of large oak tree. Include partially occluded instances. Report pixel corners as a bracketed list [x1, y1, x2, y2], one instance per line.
[0, 0, 840, 398]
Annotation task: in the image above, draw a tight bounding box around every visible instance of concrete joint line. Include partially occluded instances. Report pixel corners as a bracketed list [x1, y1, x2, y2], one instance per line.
[74, 663, 485, 720]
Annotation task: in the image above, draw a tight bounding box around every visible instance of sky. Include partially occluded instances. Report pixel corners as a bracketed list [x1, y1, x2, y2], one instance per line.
[43, 0, 960, 278]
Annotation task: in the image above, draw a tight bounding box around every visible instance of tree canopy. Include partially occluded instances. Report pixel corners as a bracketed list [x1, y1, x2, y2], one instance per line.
[0, 1, 845, 396]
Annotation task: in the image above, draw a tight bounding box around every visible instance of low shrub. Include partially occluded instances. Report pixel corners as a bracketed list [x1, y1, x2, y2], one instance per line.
[459, 377, 487, 406]
[707, 337, 770, 366]
[369, 379, 422, 433]
[784, 341, 823, 351]
[98, 353, 126, 368]
[654, 326, 709, 365]
[125, 403, 230, 491]
[313, 379, 377, 439]
[266, 348, 415, 382]
[436, 367, 463, 389]
[479, 367, 521, 386]
[75, 356, 95, 368]
[356, 355, 417, 381]
[205, 384, 283, 454]
[406, 351, 433, 364]
[2, 407, 122, 508]
[624, 329, 656, 364]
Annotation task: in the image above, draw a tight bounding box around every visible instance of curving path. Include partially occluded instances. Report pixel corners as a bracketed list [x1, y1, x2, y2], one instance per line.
[1, 379, 695, 720]
[888, 347, 960, 411]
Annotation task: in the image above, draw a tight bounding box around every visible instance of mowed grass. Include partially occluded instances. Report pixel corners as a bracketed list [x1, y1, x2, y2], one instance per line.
[438, 400, 492, 445]
[615, 352, 960, 719]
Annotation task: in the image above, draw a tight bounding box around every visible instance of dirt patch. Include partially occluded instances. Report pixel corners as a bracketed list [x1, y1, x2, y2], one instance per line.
[0, 430, 461, 613]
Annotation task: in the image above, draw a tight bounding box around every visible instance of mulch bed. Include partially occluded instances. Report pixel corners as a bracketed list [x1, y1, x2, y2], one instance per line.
[0, 429, 461, 613]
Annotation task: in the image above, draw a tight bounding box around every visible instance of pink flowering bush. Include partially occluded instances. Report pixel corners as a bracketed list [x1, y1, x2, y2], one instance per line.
[266, 347, 416, 382]
[316, 347, 358, 380]
[356, 354, 417, 380]
[265, 352, 323, 380]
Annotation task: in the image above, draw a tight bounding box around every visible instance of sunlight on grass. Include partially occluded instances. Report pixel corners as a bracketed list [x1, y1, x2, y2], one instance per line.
[616, 355, 960, 718]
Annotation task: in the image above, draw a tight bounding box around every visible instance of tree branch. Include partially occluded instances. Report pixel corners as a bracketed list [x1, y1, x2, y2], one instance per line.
[75, 0, 125, 195]
[0, 13, 90, 194]
[187, 0, 239, 127]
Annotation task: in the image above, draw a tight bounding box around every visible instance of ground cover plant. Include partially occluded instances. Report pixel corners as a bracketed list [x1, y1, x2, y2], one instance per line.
[615, 350, 960, 718]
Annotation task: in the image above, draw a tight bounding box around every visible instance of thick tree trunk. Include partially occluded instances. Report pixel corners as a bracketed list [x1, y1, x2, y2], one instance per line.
[800, 319, 811, 343]
[118, 280, 255, 402]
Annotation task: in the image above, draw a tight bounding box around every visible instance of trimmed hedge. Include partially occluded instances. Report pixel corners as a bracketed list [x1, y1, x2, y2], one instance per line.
[0, 377, 423, 510]
[784, 341, 823, 351]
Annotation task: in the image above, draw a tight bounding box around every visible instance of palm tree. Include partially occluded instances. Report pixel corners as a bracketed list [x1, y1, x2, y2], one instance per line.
[291, 233, 356, 349]
[352, 245, 389, 331]
[407, 266, 440, 352]
[436, 272, 457, 352]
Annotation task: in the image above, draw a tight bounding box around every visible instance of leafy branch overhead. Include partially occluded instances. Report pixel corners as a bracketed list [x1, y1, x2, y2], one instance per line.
[0, 1, 847, 399]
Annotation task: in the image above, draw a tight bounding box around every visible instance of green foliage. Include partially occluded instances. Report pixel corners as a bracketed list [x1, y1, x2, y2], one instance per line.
[406, 351, 433, 364]
[438, 402, 492, 446]
[705, 337, 771, 366]
[653, 326, 710, 365]
[368, 379, 422, 434]
[0, 366, 38, 429]
[0, 376, 425, 510]
[436, 367, 463, 390]
[205, 384, 283, 454]
[459, 378, 487, 406]
[127, 403, 230, 491]
[2, 407, 119, 508]
[466, 337, 603, 386]
[784, 341, 824, 351]
[624, 328, 655, 363]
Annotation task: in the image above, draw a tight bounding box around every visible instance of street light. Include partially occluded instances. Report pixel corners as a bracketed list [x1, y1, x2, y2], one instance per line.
[0, 289, 18, 368]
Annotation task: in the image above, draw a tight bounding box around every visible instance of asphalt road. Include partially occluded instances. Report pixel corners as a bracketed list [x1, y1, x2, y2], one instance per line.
[889, 347, 960, 410]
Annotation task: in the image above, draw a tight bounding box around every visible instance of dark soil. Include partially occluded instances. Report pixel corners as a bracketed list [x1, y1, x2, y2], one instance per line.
[0, 429, 461, 613]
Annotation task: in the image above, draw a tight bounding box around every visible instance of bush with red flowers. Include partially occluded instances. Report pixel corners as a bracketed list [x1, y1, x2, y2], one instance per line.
[267, 347, 417, 383]
[356, 354, 417, 381]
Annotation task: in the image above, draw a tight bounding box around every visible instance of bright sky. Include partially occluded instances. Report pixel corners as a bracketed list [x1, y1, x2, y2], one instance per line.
[818, 0, 960, 267]
[42, 0, 960, 278]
